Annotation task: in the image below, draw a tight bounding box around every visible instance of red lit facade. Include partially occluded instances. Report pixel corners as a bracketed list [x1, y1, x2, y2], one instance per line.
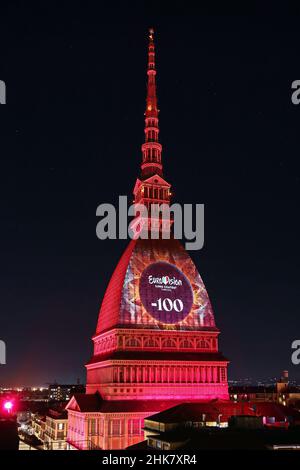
[66, 29, 229, 450]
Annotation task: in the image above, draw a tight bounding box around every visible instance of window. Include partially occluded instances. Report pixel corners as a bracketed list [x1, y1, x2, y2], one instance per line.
[163, 339, 176, 348]
[198, 340, 209, 349]
[148, 438, 155, 448]
[144, 338, 157, 348]
[99, 420, 104, 434]
[180, 339, 192, 349]
[220, 368, 226, 382]
[110, 420, 122, 436]
[58, 423, 64, 431]
[126, 338, 140, 347]
[89, 419, 96, 436]
[128, 419, 140, 435]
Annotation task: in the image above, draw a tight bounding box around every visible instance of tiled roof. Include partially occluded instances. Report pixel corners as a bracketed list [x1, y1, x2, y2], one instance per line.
[144, 401, 300, 424]
[47, 408, 68, 419]
[67, 393, 184, 413]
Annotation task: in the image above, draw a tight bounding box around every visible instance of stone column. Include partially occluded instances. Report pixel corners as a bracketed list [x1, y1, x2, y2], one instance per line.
[142, 366, 146, 383]
[208, 366, 212, 383]
[202, 366, 206, 383]
[104, 418, 109, 449]
[84, 418, 89, 450]
[213, 366, 218, 383]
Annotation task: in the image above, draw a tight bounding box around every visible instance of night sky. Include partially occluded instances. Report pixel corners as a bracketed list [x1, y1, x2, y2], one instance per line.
[1, 2, 300, 386]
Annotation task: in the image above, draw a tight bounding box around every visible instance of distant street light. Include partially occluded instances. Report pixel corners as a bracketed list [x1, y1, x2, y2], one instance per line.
[3, 401, 13, 413]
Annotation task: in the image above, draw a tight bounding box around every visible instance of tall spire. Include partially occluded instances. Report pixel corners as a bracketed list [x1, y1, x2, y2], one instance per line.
[133, 28, 172, 237]
[141, 28, 163, 179]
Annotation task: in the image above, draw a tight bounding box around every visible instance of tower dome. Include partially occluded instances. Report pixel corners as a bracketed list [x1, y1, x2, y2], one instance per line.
[96, 238, 216, 335]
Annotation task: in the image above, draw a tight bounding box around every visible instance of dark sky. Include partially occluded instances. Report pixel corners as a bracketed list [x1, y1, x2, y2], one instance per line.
[0, 2, 300, 386]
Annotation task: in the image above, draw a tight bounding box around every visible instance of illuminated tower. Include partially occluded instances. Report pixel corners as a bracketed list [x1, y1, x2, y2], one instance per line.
[66, 29, 229, 451]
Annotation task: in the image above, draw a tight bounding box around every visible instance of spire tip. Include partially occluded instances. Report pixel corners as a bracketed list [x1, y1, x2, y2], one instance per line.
[149, 28, 154, 40]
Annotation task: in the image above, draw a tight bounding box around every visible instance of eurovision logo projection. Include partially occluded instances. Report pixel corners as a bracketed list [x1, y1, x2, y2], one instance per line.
[139, 261, 194, 324]
[119, 239, 216, 329]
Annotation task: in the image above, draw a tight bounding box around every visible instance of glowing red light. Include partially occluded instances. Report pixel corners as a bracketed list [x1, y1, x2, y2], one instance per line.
[3, 401, 13, 412]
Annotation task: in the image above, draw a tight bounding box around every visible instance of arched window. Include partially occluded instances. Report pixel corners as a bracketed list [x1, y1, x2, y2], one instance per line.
[197, 340, 209, 349]
[162, 339, 176, 349]
[125, 338, 140, 347]
[144, 338, 157, 348]
[180, 339, 192, 349]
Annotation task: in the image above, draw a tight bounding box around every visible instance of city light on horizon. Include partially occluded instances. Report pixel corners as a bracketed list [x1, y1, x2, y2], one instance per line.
[3, 401, 13, 413]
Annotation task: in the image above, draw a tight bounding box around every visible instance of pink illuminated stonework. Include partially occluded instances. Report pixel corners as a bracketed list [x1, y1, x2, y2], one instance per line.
[66, 28, 229, 450]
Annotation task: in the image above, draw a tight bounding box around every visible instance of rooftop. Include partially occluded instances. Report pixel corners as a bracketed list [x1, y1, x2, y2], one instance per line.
[67, 393, 187, 413]
[144, 401, 300, 426]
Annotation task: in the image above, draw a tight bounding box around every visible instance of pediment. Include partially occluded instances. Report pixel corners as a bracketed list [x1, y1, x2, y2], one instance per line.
[142, 174, 171, 188]
[65, 396, 81, 412]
